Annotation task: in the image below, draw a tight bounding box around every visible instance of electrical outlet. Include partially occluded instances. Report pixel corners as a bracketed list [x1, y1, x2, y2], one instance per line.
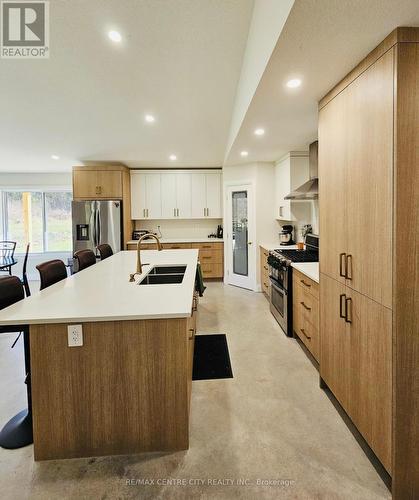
[67, 324, 83, 347]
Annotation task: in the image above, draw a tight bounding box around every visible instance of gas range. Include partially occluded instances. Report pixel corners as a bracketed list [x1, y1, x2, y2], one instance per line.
[271, 234, 319, 265]
[268, 234, 319, 337]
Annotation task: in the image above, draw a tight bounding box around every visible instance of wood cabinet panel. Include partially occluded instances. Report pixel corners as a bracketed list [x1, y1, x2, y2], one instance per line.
[200, 262, 223, 278]
[346, 287, 392, 473]
[293, 269, 319, 300]
[318, 91, 347, 284]
[259, 246, 270, 298]
[198, 249, 223, 264]
[30, 319, 190, 460]
[320, 274, 350, 410]
[196, 242, 223, 251]
[345, 50, 393, 308]
[73, 170, 123, 199]
[162, 243, 192, 250]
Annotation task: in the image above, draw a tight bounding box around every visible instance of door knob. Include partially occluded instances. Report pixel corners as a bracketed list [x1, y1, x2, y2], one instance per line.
[248, 241, 252, 245]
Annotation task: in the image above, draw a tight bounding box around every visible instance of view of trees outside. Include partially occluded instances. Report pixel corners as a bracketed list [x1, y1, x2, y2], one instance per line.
[4, 191, 72, 253]
[45, 192, 72, 251]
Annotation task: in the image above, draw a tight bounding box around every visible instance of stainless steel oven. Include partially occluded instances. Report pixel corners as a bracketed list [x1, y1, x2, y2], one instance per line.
[268, 251, 292, 336]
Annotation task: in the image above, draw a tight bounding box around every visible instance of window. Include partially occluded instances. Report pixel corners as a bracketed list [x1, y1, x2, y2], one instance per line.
[1, 191, 72, 253]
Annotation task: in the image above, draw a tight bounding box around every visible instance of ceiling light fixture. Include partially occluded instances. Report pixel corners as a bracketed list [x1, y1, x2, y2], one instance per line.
[254, 128, 265, 136]
[169, 154, 177, 161]
[145, 114, 155, 123]
[51, 155, 60, 160]
[286, 78, 302, 88]
[240, 151, 249, 157]
[108, 30, 122, 43]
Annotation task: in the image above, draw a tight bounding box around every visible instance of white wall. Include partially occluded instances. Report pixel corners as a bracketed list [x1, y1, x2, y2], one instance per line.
[225, 0, 294, 160]
[0, 172, 72, 281]
[134, 218, 222, 240]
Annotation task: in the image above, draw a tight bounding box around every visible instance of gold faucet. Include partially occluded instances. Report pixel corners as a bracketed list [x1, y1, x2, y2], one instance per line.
[129, 233, 163, 282]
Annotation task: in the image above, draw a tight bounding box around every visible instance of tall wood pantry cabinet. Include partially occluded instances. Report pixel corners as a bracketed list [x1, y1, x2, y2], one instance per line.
[318, 28, 419, 499]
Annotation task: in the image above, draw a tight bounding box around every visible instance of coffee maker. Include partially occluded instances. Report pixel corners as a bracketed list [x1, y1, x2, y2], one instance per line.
[279, 225, 294, 246]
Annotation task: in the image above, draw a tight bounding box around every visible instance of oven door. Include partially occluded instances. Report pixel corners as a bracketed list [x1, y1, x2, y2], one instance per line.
[269, 277, 289, 335]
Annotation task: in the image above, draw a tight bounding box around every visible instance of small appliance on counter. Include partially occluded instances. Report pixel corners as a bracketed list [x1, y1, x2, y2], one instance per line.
[132, 230, 157, 240]
[217, 225, 223, 239]
[279, 225, 294, 246]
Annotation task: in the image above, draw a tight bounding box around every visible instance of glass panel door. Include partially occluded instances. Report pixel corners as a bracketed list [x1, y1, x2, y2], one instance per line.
[232, 191, 248, 276]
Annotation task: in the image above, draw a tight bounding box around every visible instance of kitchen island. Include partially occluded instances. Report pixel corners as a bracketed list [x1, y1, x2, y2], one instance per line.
[0, 250, 199, 461]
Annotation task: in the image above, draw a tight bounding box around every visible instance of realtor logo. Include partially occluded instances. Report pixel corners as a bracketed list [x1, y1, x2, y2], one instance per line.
[1, 1, 49, 58]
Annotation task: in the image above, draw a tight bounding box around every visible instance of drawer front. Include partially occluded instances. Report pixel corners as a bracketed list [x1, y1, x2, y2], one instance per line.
[298, 287, 319, 330]
[195, 242, 224, 251]
[127, 243, 137, 250]
[201, 262, 223, 278]
[294, 269, 319, 300]
[296, 317, 319, 362]
[162, 243, 192, 249]
[199, 249, 223, 264]
[261, 277, 270, 295]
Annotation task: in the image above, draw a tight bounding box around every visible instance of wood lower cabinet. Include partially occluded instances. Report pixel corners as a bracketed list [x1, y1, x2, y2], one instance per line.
[293, 270, 319, 362]
[259, 246, 270, 297]
[320, 273, 392, 472]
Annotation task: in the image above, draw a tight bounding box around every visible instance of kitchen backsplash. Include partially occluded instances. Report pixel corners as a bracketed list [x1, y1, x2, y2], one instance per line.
[134, 219, 223, 239]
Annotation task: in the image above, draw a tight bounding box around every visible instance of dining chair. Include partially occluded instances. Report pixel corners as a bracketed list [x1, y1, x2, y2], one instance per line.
[21, 243, 30, 297]
[36, 259, 68, 290]
[97, 243, 113, 260]
[0, 276, 33, 449]
[0, 241, 17, 275]
[74, 249, 96, 271]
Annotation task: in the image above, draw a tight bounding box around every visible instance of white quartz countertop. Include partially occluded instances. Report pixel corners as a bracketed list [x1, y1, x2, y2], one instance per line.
[0, 250, 199, 325]
[259, 243, 299, 251]
[291, 262, 319, 283]
[127, 238, 224, 244]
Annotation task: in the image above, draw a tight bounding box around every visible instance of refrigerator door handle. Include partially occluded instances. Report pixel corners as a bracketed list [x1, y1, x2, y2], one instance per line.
[97, 206, 101, 247]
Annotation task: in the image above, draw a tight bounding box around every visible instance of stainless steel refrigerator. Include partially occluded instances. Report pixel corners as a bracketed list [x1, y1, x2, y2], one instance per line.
[72, 200, 122, 256]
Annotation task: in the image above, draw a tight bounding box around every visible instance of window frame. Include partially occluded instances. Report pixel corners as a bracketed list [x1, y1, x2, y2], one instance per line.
[0, 187, 72, 255]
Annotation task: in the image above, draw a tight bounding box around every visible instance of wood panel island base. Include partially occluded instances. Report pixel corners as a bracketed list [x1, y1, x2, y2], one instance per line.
[30, 315, 196, 460]
[0, 250, 199, 461]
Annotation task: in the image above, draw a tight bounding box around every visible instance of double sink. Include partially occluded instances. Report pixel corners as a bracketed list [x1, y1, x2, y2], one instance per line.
[139, 265, 187, 285]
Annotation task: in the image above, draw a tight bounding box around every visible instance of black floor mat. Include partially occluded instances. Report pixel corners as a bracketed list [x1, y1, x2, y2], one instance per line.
[192, 334, 233, 380]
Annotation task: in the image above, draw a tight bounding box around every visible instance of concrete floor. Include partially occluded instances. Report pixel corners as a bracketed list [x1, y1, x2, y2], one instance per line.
[0, 282, 390, 499]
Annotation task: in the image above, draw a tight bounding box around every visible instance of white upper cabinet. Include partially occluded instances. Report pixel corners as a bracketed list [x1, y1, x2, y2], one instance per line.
[274, 153, 309, 221]
[131, 172, 162, 219]
[131, 170, 221, 220]
[176, 173, 192, 218]
[191, 172, 222, 218]
[161, 173, 177, 218]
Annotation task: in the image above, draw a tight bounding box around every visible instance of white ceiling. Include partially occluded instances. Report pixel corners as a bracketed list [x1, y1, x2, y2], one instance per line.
[225, 0, 419, 165]
[0, 0, 254, 172]
[1, 0, 419, 174]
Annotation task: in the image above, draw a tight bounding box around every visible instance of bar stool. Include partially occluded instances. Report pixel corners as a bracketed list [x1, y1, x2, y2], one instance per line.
[36, 259, 67, 290]
[74, 249, 96, 271]
[0, 276, 33, 449]
[21, 243, 30, 297]
[97, 243, 113, 260]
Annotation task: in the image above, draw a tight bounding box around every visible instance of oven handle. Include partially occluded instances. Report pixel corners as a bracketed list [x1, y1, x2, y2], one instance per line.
[269, 277, 288, 295]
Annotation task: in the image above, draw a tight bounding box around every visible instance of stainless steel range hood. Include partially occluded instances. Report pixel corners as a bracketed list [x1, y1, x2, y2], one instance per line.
[285, 141, 318, 200]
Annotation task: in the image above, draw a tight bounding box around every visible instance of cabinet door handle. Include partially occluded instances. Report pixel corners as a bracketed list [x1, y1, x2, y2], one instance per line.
[202, 245, 211, 248]
[339, 294, 346, 319]
[147, 209, 149, 217]
[345, 297, 352, 323]
[279, 206, 283, 217]
[301, 279, 311, 288]
[300, 301, 311, 311]
[346, 254, 353, 280]
[264, 265, 268, 271]
[188, 328, 195, 340]
[142, 208, 145, 218]
[202, 256, 211, 259]
[300, 328, 311, 340]
[177, 208, 179, 217]
[339, 253, 347, 277]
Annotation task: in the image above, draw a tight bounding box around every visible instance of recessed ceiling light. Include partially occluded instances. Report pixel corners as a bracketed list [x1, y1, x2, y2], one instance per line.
[254, 128, 265, 136]
[169, 154, 177, 161]
[51, 155, 60, 160]
[145, 114, 155, 123]
[240, 151, 249, 157]
[286, 78, 302, 88]
[108, 30, 122, 43]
